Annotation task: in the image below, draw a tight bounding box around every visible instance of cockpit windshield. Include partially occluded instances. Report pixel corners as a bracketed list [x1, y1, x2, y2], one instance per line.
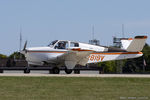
[48, 40, 58, 47]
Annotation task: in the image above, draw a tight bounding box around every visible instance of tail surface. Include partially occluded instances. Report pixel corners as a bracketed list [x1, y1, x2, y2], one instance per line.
[121, 36, 147, 52]
[121, 38, 133, 49]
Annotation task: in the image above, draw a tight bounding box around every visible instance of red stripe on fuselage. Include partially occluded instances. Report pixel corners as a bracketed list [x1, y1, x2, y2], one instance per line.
[27, 51, 66, 53]
[27, 50, 142, 55]
[92, 52, 142, 55]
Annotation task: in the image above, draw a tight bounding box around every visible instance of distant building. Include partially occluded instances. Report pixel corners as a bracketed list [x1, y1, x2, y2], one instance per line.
[89, 39, 100, 45]
[113, 37, 122, 48]
[113, 37, 129, 48]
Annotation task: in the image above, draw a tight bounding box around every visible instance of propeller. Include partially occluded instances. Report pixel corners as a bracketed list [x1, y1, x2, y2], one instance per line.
[20, 40, 28, 54]
[23, 40, 27, 51]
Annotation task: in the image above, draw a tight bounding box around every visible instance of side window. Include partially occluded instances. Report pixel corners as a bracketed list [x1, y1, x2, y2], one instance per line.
[70, 42, 79, 47]
[55, 41, 68, 49]
[65, 42, 69, 48]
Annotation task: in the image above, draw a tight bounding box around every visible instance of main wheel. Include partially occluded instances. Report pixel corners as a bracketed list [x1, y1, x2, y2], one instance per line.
[49, 70, 53, 74]
[0, 69, 3, 73]
[52, 67, 60, 74]
[74, 69, 80, 74]
[65, 68, 72, 74]
[24, 68, 30, 74]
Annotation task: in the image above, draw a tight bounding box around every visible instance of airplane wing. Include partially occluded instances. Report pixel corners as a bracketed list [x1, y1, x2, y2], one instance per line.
[57, 48, 94, 69]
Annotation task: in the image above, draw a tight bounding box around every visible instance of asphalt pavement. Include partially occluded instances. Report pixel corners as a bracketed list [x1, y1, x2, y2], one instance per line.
[0, 70, 150, 77]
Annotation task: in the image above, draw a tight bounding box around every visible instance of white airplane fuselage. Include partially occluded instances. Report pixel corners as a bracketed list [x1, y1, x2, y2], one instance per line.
[24, 40, 143, 66]
[20, 36, 147, 74]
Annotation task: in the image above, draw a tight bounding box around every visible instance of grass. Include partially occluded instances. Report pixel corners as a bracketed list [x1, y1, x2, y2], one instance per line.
[0, 77, 149, 100]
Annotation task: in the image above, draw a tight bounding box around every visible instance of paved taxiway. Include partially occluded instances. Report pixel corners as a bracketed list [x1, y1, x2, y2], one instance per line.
[0, 71, 150, 77]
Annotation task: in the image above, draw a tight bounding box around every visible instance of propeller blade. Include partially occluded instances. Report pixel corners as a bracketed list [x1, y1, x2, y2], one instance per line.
[23, 40, 27, 51]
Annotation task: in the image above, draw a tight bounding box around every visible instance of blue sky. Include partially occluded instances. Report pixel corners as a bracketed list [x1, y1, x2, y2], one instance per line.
[0, 0, 150, 55]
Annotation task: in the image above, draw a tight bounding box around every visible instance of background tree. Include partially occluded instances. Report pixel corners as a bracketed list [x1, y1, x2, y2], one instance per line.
[98, 61, 117, 73]
[9, 52, 25, 59]
[142, 43, 150, 71]
[0, 54, 7, 59]
[123, 43, 150, 73]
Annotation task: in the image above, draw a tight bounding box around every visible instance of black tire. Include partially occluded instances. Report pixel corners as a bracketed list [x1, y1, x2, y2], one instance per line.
[49, 70, 53, 74]
[65, 68, 72, 74]
[74, 69, 80, 74]
[52, 67, 60, 74]
[24, 68, 30, 74]
[0, 70, 4, 73]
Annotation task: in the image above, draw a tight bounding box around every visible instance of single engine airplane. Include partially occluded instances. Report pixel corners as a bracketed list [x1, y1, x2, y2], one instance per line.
[21, 36, 147, 74]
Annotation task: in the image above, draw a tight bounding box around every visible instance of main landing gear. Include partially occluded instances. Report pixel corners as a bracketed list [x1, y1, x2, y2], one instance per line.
[49, 67, 73, 74]
[24, 68, 30, 73]
[65, 68, 73, 74]
[50, 67, 60, 74]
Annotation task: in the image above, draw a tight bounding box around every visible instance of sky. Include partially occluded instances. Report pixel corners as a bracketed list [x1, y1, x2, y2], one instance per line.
[0, 0, 150, 55]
